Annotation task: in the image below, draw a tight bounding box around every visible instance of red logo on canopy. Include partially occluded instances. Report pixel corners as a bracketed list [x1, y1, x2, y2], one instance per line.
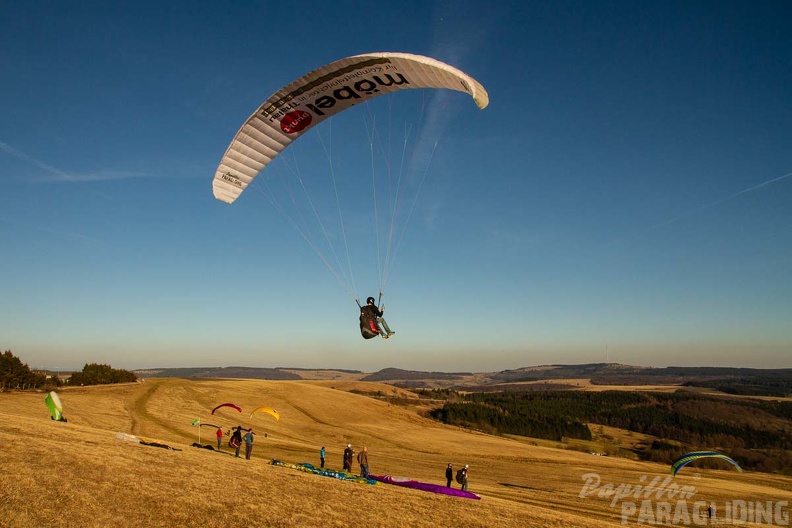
[280, 110, 312, 134]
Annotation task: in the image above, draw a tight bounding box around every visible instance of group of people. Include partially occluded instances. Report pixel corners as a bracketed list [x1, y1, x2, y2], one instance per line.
[324, 445, 470, 491]
[211, 431, 473, 492]
[321, 444, 369, 478]
[210, 425, 272, 460]
[446, 463, 470, 491]
[338, 444, 370, 478]
[225, 426, 256, 459]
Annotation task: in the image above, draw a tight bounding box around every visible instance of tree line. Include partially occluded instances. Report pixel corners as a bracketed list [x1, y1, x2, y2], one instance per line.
[0, 350, 51, 390]
[0, 350, 136, 390]
[682, 377, 792, 397]
[428, 395, 592, 441]
[69, 363, 137, 386]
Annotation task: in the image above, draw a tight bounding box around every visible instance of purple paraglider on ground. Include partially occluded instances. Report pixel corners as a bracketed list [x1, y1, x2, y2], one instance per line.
[369, 475, 481, 500]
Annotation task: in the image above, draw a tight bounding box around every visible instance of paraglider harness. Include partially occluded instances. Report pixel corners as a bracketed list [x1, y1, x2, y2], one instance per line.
[229, 427, 243, 448]
[456, 468, 466, 484]
[357, 293, 384, 339]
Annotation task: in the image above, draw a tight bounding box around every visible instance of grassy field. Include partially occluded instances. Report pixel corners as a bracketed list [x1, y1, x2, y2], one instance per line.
[1, 378, 790, 527]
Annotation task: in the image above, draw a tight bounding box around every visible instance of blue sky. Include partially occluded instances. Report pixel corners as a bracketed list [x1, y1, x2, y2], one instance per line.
[1, 1, 790, 373]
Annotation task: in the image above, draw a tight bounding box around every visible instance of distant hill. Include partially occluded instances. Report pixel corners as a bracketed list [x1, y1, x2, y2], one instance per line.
[133, 366, 301, 380]
[132, 363, 792, 397]
[134, 366, 361, 381]
[361, 367, 472, 382]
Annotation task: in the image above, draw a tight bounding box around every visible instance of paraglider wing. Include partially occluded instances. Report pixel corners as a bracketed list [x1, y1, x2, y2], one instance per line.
[199, 423, 222, 429]
[213, 52, 489, 204]
[45, 391, 64, 421]
[211, 403, 242, 415]
[250, 406, 280, 421]
[671, 451, 743, 477]
[370, 475, 480, 500]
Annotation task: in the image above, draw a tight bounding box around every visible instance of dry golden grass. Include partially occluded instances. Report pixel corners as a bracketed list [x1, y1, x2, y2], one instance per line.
[1, 379, 790, 528]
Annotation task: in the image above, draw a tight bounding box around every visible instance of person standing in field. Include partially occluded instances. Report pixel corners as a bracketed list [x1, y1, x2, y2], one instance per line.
[460, 465, 469, 491]
[243, 429, 255, 460]
[320, 446, 326, 469]
[343, 444, 354, 472]
[357, 446, 369, 479]
[216, 427, 223, 450]
[230, 425, 248, 458]
[445, 463, 453, 487]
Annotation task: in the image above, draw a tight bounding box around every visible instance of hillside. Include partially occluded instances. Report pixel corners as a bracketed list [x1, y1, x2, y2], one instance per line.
[2, 379, 791, 527]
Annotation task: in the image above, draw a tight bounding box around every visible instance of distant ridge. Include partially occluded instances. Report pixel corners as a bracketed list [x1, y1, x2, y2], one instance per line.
[131, 363, 792, 396]
[361, 367, 472, 382]
[133, 366, 301, 380]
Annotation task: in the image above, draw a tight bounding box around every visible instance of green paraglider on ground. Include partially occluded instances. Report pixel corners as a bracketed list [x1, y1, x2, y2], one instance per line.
[45, 391, 66, 422]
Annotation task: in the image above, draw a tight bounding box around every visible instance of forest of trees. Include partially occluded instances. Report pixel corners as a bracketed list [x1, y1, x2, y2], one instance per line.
[682, 377, 792, 397]
[427, 390, 792, 473]
[429, 396, 592, 441]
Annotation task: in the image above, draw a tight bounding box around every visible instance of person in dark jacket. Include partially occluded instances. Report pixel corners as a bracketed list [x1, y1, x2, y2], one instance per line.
[445, 463, 454, 487]
[343, 444, 355, 471]
[460, 465, 469, 491]
[230, 425, 249, 457]
[359, 297, 394, 339]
